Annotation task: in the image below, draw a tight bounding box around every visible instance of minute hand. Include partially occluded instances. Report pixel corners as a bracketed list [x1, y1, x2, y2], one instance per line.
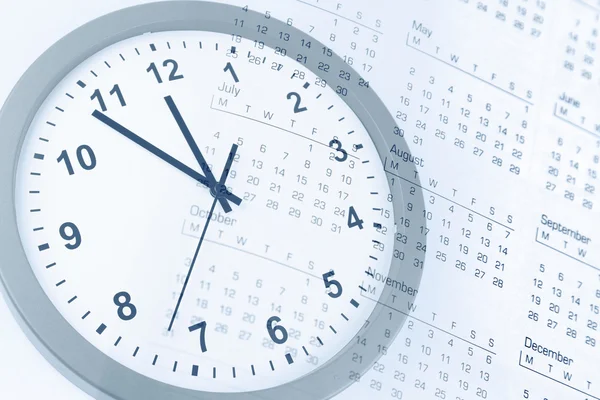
[164, 95, 234, 212]
[92, 110, 242, 206]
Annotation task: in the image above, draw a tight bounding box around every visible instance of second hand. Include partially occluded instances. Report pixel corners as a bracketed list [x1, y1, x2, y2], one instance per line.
[168, 143, 239, 331]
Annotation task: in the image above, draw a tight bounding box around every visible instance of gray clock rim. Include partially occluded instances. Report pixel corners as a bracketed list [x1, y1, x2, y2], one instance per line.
[0, 1, 427, 399]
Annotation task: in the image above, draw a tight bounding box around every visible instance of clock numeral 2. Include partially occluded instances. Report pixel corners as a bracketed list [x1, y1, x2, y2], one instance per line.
[113, 291, 137, 321]
[286, 92, 307, 113]
[189, 321, 208, 352]
[57, 145, 97, 175]
[91, 84, 126, 112]
[147, 59, 184, 84]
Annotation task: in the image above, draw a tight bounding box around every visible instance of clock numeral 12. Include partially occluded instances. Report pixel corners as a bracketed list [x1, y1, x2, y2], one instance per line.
[147, 59, 184, 84]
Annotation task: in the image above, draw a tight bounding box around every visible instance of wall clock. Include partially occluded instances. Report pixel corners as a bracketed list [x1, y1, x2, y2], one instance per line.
[0, 1, 426, 399]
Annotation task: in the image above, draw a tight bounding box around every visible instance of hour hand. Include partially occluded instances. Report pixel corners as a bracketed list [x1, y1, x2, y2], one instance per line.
[92, 110, 242, 207]
[164, 95, 238, 213]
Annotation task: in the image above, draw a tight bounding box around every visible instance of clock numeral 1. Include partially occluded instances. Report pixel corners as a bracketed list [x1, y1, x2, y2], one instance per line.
[57, 145, 97, 175]
[188, 321, 208, 352]
[224, 62, 240, 83]
[266, 316, 288, 344]
[113, 291, 137, 321]
[91, 84, 126, 112]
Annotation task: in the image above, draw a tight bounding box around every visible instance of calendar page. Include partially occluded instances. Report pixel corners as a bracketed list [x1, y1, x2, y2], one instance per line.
[1, 1, 599, 399]
[208, 0, 600, 399]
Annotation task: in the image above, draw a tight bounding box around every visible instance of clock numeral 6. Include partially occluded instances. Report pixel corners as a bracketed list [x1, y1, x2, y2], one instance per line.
[322, 271, 343, 298]
[59, 222, 82, 250]
[57, 145, 97, 176]
[147, 59, 184, 84]
[266, 316, 288, 344]
[113, 291, 137, 321]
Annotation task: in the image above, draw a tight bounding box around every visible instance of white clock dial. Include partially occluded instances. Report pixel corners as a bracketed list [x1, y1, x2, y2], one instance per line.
[14, 30, 395, 392]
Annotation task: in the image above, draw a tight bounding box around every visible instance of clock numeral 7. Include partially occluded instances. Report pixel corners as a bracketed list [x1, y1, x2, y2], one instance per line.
[91, 84, 126, 112]
[189, 321, 208, 352]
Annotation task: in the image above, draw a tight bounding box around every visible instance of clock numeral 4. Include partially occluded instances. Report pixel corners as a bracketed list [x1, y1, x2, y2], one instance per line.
[348, 206, 364, 229]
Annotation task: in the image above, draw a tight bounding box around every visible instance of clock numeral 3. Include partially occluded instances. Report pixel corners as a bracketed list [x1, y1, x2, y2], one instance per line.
[57, 145, 97, 175]
[113, 291, 137, 321]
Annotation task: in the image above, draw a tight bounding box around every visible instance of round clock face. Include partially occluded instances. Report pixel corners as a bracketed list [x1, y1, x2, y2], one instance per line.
[14, 30, 394, 392]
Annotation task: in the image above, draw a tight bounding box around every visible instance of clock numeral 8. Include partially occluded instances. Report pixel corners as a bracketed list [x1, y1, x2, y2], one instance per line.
[113, 291, 137, 321]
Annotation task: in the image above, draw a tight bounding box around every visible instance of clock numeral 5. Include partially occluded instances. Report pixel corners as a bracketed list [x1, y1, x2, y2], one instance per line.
[57, 145, 97, 175]
[147, 59, 184, 84]
[322, 271, 343, 298]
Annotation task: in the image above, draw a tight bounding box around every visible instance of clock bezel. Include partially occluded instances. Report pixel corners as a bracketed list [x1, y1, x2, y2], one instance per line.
[0, 1, 426, 399]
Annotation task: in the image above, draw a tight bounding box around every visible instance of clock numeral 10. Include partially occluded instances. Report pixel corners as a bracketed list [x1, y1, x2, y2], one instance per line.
[57, 145, 96, 175]
[91, 84, 126, 112]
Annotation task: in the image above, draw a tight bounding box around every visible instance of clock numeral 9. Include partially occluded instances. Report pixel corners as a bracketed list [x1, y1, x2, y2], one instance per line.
[147, 59, 184, 84]
[266, 316, 288, 344]
[322, 271, 343, 298]
[57, 145, 97, 175]
[113, 291, 137, 321]
[59, 222, 82, 250]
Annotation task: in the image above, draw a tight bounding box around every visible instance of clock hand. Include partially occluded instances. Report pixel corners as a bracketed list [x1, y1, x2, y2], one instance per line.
[164, 95, 234, 213]
[92, 110, 242, 207]
[168, 143, 239, 331]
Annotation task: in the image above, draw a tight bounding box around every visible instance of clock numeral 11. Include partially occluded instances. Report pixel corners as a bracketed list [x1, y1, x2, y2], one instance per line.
[91, 84, 126, 112]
